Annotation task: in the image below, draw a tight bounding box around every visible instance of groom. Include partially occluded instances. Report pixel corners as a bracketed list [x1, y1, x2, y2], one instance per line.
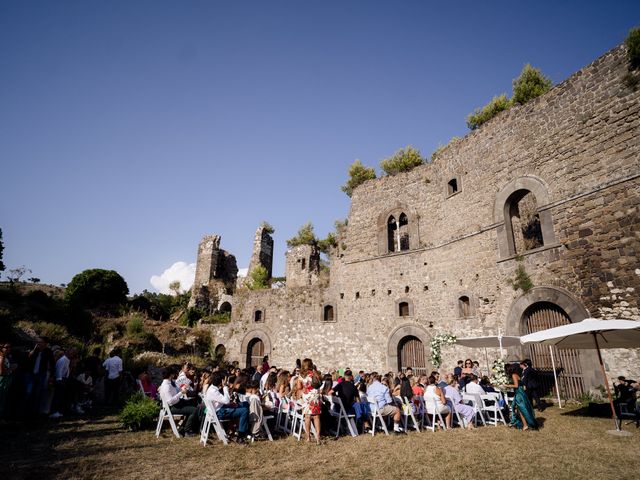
[520, 359, 543, 411]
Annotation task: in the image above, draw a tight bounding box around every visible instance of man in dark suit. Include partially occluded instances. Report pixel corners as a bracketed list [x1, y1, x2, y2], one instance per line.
[520, 359, 543, 411]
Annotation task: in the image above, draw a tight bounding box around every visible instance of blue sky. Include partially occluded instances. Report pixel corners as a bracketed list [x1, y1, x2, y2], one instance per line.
[1, 1, 638, 294]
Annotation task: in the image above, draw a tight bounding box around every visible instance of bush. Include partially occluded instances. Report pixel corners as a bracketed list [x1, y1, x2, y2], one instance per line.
[119, 393, 160, 431]
[248, 265, 269, 290]
[126, 315, 145, 336]
[379, 146, 424, 176]
[286, 222, 317, 248]
[202, 311, 231, 324]
[65, 269, 129, 311]
[341, 160, 376, 197]
[17, 321, 71, 346]
[512, 64, 552, 105]
[180, 307, 205, 327]
[260, 221, 275, 234]
[626, 27, 640, 69]
[317, 232, 337, 255]
[466, 94, 512, 130]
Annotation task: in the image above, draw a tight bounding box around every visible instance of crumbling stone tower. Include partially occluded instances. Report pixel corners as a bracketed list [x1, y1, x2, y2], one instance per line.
[247, 224, 274, 279]
[285, 244, 320, 287]
[188, 234, 238, 311]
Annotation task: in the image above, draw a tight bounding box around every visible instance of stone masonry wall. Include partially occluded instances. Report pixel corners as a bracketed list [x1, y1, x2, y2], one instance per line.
[212, 44, 640, 388]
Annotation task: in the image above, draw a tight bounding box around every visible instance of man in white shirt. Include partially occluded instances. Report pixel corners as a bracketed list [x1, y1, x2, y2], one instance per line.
[102, 349, 123, 406]
[49, 349, 71, 418]
[205, 372, 250, 443]
[159, 367, 198, 436]
[465, 375, 485, 395]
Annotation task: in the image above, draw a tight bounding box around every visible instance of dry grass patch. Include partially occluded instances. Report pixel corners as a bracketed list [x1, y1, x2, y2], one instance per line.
[1, 406, 638, 480]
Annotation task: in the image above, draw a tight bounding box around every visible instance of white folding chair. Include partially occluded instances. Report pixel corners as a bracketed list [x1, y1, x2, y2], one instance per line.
[413, 395, 430, 430]
[481, 392, 507, 426]
[199, 396, 229, 446]
[136, 379, 146, 394]
[261, 413, 275, 441]
[396, 396, 420, 432]
[276, 397, 293, 433]
[423, 397, 447, 432]
[444, 397, 467, 429]
[155, 396, 184, 439]
[328, 395, 358, 437]
[462, 393, 486, 426]
[366, 397, 389, 436]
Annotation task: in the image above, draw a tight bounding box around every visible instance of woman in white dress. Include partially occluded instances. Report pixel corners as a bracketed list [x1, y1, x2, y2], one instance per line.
[423, 375, 451, 429]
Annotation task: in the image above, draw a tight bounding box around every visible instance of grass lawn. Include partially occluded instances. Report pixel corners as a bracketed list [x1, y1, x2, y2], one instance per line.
[1, 405, 638, 480]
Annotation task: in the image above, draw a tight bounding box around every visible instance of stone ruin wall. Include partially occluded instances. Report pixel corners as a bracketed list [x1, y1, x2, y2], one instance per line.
[210, 44, 640, 384]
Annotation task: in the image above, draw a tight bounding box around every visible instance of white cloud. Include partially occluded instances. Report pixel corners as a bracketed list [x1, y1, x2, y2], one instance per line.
[150, 261, 196, 295]
[238, 267, 248, 278]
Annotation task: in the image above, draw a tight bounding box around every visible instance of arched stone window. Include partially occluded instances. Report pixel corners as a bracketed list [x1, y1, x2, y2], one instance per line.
[214, 344, 226, 358]
[494, 176, 557, 259]
[323, 304, 335, 322]
[458, 296, 471, 317]
[219, 301, 232, 314]
[378, 203, 419, 255]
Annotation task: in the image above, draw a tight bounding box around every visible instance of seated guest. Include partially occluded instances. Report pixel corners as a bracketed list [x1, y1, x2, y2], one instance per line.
[367, 373, 404, 434]
[431, 371, 447, 389]
[480, 376, 496, 393]
[614, 376, 637, 416]
[412, 375, 427, 397]
[159, 367, 198, 436]
[276, 371, 291, 399]
[464, 374, 485, 395]
[472, 361, 482, 378]
[334, 370, 371, 433]
[205, 372, 250, 444]
[138, 370, 157, 399]
[444, 374, 475, 429]
[423, 375, 451, 429]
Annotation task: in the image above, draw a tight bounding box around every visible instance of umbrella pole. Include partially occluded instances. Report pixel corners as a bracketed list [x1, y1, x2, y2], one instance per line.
[548, 345, 562, 409]
[593, 333, 619, 431]
[484, 347, 490, 377]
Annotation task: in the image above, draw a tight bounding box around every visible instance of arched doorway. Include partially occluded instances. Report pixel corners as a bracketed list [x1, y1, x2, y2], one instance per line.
[523, 302, 585, 399]
[397, 335, 427, 376]
[246, 338, 264, 369]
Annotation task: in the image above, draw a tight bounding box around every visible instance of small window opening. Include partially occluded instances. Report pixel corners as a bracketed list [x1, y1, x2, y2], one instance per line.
[405, 286, 410, 293]
[323, 305, 334, 322]
[340, 292, 344, 299]
[371, 289, 376, 296]
[355, 292, 360, 299]
[387, 289, 392, 295]
[301, 258, 306, 270]
[448, 178, 458, 195]
[459, 296, 471, 317]
[254, 310, 263, 322]
[399, 302, 410, 317]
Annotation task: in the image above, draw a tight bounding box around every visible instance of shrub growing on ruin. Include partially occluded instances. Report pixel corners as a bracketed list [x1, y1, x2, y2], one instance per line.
[626, 27, 640, 69]
[126, 315, 144, 336]
[260, 221, 275, 234]
[318, 232, 337, 255]
[379, 146, 425, 176]
[248, 265, 269, 290]
[512, 64, 553, 105]
[286, 222, 317, 248]
[466, 94, 512, 130]
[341, 160, 376, 197]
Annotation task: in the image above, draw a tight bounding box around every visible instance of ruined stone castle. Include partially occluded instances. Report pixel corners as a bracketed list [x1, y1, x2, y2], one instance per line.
[190, 44, 640, 396]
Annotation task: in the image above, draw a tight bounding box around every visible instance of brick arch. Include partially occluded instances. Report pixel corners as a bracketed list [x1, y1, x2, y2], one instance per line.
[240, 329, 272, 356]
[376, 202, 420, 254]
[386, 324, 431, 372]
[494, 175, 557, 258]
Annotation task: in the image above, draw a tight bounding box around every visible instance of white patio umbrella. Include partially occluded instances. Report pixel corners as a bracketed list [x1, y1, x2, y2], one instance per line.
[520, 318, 640, 435]
[455, 333, 522, 380]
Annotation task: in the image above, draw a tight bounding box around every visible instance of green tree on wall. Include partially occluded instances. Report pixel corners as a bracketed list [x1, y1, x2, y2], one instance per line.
[379, 146, 425, 176]
[512, 64, 553, 105]
[341, 160, 376, 197]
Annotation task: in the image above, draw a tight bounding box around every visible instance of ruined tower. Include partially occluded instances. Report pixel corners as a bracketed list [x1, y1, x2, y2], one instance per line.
[188, 234, 238, 311]
[285, 244, 320, 288]
[247, 224, 274, 280]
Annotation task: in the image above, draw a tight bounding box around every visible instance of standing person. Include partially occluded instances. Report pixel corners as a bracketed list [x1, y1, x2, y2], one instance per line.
[261, 355, 270, 373]
[102, 349, 123, 406]
[0, 342, 14, 417]
[454, 360, 464, 377]
[520, 359, 542, 411]
[49, 348, 70, 418]
[26, 337, 54, 413]
[505, 363, 538, 430]
[295, 358, 322, 444]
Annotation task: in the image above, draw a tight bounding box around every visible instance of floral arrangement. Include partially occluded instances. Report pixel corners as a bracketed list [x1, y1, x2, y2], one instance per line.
[429, 333, 457, 368]
[490, 357, 509, 387]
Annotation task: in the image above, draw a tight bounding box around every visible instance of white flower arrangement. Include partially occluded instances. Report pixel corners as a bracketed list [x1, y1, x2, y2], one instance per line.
[490, 357, 509, 387]
[429, 333, 457, 368]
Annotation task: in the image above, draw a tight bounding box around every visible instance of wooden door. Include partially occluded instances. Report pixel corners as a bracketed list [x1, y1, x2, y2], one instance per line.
[246, 338, 264, 368]
[398, 336, 427, 376]
[523, 302, 585, 399]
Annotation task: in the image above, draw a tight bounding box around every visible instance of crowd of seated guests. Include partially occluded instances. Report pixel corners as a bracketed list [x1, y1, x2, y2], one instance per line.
[150, 355, 521, 444]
